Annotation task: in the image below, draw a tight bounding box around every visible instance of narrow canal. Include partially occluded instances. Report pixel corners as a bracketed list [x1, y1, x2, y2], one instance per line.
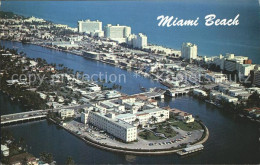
[1, 40, 260, 164]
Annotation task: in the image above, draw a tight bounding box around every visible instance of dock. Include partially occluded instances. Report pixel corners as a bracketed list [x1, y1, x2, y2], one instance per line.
[177, 144, 204, 156]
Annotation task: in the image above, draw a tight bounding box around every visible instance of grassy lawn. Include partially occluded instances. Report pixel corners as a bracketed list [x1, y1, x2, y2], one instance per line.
[169, 119, 203, 131]
[152, 127, 177, 138]
[138, 130, 163, 140]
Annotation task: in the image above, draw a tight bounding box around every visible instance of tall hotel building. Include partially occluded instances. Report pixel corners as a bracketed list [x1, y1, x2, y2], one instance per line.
[78, 19, 102, 34]
[181, 42, 198, 60]
[104, 24, 131, 43]
[133, 33, 147, 49]
[127, 33, 148, 49]
[250, 69, 260, 87]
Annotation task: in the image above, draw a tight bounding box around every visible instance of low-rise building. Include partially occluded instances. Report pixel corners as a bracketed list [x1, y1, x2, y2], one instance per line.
[135, 108, 169, 126]
[1, 144, 9, 157]
[58, 109, 75, 119]
[205, 72, 227, 83]
[105, 90, 121, 99]
[168, 108, 195, 123]
[217, 93, 238, 103]
[116, 113, 137, 124]
[229, 89, 249, 97]
[193, 89, 207, 97]
[118, 96, 136, 104]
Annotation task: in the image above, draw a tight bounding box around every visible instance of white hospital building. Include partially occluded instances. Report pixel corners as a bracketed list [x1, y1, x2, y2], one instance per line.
[84, 110, 137, 142]
[80, 95, 170, 142]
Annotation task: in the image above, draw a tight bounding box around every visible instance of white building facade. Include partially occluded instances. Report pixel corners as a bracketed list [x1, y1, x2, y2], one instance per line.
[87, 111, 137, 142]
[104, 24, 131, 43]
[130, 33, 147, 49]
[58, 109, 75, 119]
[181, 42, 197, 60]
[78, 19, 103, 34]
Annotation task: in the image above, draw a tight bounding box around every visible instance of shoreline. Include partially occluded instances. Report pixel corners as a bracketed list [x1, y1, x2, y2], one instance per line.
[1, 39, 173, 88]
[2, 39, 259, 124]
[0, 10, 243, 61]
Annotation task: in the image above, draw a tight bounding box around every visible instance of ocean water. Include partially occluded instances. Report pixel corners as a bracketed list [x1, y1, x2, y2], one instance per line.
[1, 0, 260, 63]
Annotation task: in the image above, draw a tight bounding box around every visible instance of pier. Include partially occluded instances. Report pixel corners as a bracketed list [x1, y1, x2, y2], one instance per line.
[177, 144, 204, 156]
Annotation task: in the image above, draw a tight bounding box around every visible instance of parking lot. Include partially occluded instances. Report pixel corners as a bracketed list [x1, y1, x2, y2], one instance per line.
[62, 120, 204, 150]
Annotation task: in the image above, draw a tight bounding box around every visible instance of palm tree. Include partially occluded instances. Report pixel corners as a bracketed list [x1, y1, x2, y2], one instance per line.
[66, 156, 75, 165]
[80, 71, 84, 77]
[160, 114, 164, 120]
[40, 152, 53, 164]
[151, 116, 157, 124]
[58, 64, 64, 68]
[134, 118, 140, 125]
[166, 126, 174, 134]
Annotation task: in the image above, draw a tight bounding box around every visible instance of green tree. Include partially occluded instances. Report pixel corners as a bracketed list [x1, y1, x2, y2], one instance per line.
[66, 156, 75, 165]
[150, 116, 157, 124]
[160, 114, 164, 119]
[40, 152, 54, 164]
[247, 92, 260, 108]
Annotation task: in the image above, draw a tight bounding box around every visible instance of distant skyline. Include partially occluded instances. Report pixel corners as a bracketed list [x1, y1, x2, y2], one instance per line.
[1, 0, 260, 64]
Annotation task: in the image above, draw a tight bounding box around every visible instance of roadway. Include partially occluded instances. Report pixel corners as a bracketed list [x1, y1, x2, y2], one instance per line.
[1, 104, 89, 125]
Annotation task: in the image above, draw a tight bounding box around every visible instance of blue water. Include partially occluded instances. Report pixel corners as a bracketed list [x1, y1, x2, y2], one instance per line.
[1, 0, 260, 63]
[0, 40, 165, 95]
[1, 40, 260, 164]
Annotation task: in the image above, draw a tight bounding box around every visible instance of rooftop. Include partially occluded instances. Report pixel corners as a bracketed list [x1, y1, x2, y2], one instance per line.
[116, 113, 136, 119]
[184, 144, 204, 152]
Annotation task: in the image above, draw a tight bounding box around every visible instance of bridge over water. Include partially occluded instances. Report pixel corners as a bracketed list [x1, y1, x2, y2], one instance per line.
[1, 104, 88, 126]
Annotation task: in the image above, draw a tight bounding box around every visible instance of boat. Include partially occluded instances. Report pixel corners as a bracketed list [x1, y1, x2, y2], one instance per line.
[140, 86, 147, 92]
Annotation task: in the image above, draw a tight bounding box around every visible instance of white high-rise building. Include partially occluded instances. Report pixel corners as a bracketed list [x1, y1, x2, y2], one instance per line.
[133, 33, 147, 49]
[181, 43, 198, 60]
[238, 64, 255, 77]
[104, 24, 131, 43]
[126, 34, 136, 46]
[224, 53, 249, 72]
[78, 19, 102, 34]
[87, 111, 137, 142]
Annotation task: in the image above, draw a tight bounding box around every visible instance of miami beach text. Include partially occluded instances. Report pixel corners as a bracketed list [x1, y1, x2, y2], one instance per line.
[157, 14, 240, 27]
